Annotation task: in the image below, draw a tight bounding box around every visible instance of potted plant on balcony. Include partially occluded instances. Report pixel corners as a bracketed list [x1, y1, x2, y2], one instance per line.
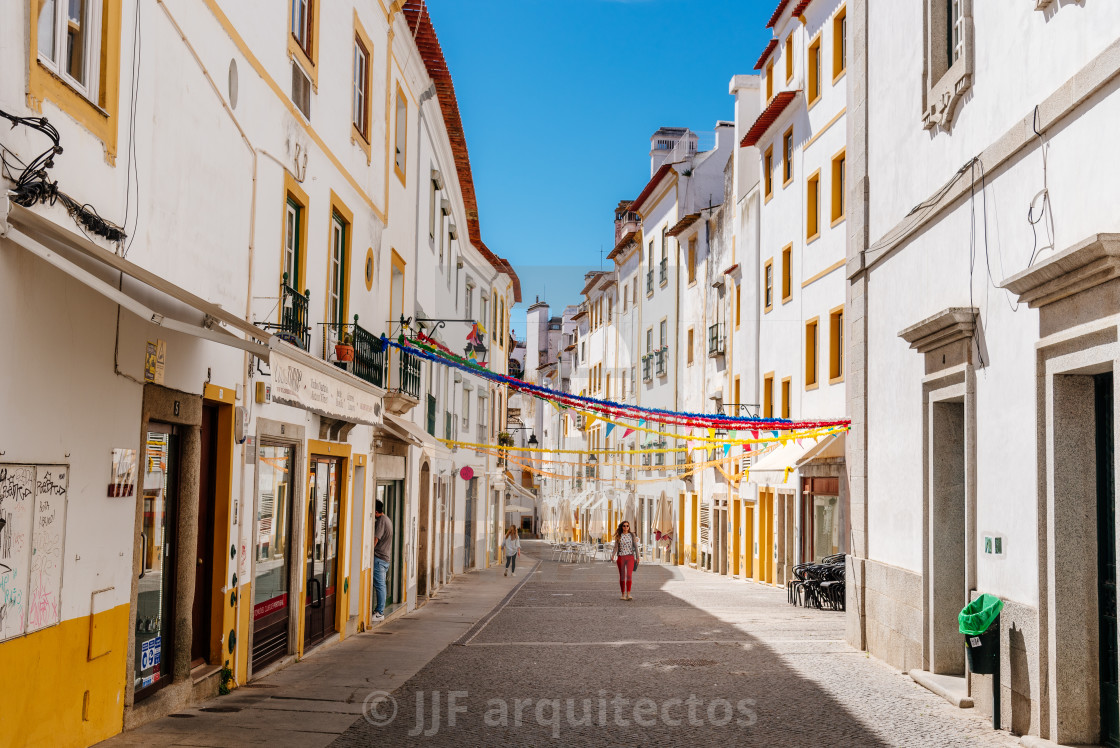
[335, 331, 355, 362]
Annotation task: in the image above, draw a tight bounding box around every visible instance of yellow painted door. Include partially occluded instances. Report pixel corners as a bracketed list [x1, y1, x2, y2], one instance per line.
[743, 503, 754, 579]
[677, 494, 686, 566]
[732, 501, 741, 577]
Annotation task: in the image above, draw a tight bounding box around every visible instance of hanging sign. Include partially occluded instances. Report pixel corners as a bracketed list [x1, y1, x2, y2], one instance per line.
[269, 348, 383, 426]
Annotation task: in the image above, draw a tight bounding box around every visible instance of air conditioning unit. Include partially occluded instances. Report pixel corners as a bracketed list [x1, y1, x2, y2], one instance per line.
[292, 63, 312, 119]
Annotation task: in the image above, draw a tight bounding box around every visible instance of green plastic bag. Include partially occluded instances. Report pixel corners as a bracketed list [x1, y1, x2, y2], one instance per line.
[959, 593, 1003, 636]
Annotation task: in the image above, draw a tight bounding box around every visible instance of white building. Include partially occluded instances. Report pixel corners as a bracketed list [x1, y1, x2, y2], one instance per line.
[0, 2, 518, 745]
[846, 0, 1120, 741]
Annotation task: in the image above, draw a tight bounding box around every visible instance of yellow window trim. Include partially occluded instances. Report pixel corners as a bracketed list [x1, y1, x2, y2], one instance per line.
[801, 258, 846, 289]
[393, 83, 408, 186]
[27, 0, 123, 164]
[804, 316, 819, 390]
[762, 371, 775, 419]
[280, 172, 311, 323]
[784, 34, 794, 83]
[832, 5, 847, 82]
[200, 0, 386, 225]
[829, 303, 845, 384]
[325, 191, 355, 327]
[831, 146, 847, 224]
[782, 127, 795, 188]
[806, 168, 821, 241]
[763, 257, 774, 314]
[287, 0, 321, 89]
[807, 32, 822, 109]
[781, 243, 793, 304]
[351, 10, 375, 163]
[780, 376, 792, 419]
[801, 107, 847, 151]
[763, 145, 774, 199]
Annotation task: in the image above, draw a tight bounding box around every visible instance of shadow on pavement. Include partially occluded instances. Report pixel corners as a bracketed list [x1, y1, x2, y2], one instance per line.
[330, 541, 889, 747]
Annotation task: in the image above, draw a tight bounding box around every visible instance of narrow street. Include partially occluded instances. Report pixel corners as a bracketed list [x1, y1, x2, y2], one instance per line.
[105, 544, 1018, 747]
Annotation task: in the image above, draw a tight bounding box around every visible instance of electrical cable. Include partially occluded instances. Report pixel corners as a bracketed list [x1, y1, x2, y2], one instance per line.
[0, 108, 126, 243]
[122, 0, 143, 257]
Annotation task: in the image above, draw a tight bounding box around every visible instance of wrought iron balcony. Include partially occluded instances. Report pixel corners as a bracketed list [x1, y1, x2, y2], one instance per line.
[646, 270, 654, 294]
[398, 347, 421, 400]
[659, 258, 668, 285]
[270, 274, 310, 350]
[655, 347, 668, 377]
[350, 318, 386, 388]
[708, 323, 725, 356]
[642, 354, 653, 382]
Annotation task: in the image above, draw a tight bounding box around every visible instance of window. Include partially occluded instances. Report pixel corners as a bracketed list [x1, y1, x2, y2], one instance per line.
[763, 259, 774, 313]
[606, 373, 611, 399]
[785, 35, 794, 82]
[352, 34, 370, 140]
[282, 174, 309, 292]
[659, 319, 667, 349]
[499, 300, 505, 347]
[646, 329, 653, 353]
[480, 294, 489, 335]
[465, 282, 474, 318]
[763, 374, 774, 419]
[805, 318, 819, 388]
[806, 170, 821, 240]
[284, 199, 302, 289]
[36, 0, 103, 101]
[808, 36, 822, 105]
[328, 211, 349, 330]
[687, 237, 697, 284]
[781, 377, 791, 419]
[766, 61, 774, 101]
[949, 0, 964, 64]
[429, 178, 439, 240]
[764, 146, 774, 199]
[831, 149, 846, 224]
[783, 129, 794, 186]
[687, 328, 695, 365]
[735, 283, 742, 328]
[781, 244, 793, 303]
[394, 85, 408, 183]
[291, 0, 313, 56]
[30, 0, 121, 158]
[833, 6, 847, 80]
[829, 306, 844, 382]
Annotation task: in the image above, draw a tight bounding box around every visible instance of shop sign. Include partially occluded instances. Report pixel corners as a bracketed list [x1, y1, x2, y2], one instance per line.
[269, 349, 382, 426]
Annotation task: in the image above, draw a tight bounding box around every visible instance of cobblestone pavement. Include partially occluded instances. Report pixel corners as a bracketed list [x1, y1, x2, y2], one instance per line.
[333, 543, 1019, 747]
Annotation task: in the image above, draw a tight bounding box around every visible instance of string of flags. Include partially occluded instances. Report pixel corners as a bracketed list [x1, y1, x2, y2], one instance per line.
[384, 334, 851, 440]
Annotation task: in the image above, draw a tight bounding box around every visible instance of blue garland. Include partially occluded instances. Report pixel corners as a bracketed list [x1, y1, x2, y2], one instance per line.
[382, 336, 848, 430]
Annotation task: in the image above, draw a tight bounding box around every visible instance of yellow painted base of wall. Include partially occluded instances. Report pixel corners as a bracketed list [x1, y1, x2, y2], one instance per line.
[0, 603, 130, 747]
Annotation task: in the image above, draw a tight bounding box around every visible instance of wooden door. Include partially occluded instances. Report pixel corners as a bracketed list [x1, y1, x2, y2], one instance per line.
[192, 405, 218, 667]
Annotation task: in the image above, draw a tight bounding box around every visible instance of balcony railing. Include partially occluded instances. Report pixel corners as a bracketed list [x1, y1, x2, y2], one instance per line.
[350, 318, 386, 388]
[655, 347, 668, 377]
[398, 348, 421, 399]
[642, 354, 653, 382]
[272, 274, 310, 350]
[659, 258, 668, 285]
[708, 323, 725, 356]
[646, 270, 654, 295]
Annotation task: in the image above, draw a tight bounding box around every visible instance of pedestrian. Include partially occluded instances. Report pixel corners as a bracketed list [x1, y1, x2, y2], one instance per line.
[502, 525, 521, 576]
[611, 521, 639, 601]
[372, 500, 393, 622]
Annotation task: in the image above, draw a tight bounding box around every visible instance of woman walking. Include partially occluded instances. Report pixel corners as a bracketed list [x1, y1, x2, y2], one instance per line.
[503, 526, 521, 576]
[611, 521, 639, 601]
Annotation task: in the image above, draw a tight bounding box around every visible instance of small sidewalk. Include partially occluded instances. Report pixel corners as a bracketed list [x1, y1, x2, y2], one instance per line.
[99, 563, 524, 748]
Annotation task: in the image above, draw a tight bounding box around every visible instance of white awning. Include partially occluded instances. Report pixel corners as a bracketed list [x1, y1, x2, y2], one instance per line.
[508, 479, 537, 506]
[379, 413, 450, 456]
[795, 433, 846, 467]
[3, 200, 271, 359]
[747, 439, 816, 486]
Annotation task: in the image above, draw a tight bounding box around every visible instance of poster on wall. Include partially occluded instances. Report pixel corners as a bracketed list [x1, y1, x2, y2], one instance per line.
[109, 448, 137, 498]
[0, 465, 68, 641]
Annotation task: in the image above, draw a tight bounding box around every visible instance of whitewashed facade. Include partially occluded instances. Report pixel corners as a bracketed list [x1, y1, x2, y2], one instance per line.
[847, 0, 1120, 741]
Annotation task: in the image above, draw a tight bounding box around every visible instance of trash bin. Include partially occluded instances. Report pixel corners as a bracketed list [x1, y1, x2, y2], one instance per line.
[959, 593, 1003, 676]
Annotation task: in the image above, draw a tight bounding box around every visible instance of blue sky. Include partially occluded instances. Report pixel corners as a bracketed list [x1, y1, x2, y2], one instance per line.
[423, 0, 773, 338]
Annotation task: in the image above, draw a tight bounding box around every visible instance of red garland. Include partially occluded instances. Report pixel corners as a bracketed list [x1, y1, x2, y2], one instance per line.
[405, 335, 850, 432]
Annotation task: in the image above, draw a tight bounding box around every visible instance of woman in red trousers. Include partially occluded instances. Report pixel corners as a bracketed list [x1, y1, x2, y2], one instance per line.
[611, 521, 639, 601]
